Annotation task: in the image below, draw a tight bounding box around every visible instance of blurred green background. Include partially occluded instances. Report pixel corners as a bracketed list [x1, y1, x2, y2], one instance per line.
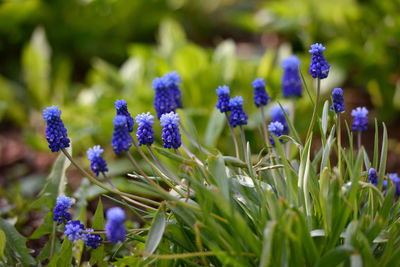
[1, 0, 400, 175]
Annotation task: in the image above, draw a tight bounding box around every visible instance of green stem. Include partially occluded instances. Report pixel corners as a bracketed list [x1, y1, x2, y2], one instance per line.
[239, 125, 248, 163]
[49, 221, 57, 260]
[337, 113, 342, 181]
[358, 131, 362, 151]
[306, 78, 321, 141]
[61, 148, 156, 204]
[225, 112, 240, 159]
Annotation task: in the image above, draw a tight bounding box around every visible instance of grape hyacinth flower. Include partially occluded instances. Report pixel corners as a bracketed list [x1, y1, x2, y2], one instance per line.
[368, 168, 378, 186]
[105, 207, 126, 243]
[271, 105, 289, 135]
[64, 220, 84, 242]
[388, 173, 400, 196]
[215, 85, 231, 113]
[229, 96, 248, 127]
[135, 112, 155, 146]
[282, 56, 302, 98]
[309, 43, 330, 79]
[87, 145, 108, 176]
[82, 229, 103, 249]
[115, 99, 135, 133]
[160, 112, 182, 149]
[153, 76, 176, 119]
[351, 107, 369, 132]
[53, 195, 73, 224]
[268, 121, 284, 146]
[165, 71, 183, 109]
[111, 115, 132, 155]
[330, 88, 345, 113]
[252, 78, 270, 107]
[43, 106, 70, 152]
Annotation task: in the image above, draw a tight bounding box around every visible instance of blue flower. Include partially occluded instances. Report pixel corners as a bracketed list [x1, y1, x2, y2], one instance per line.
[216, 85, 231, 113]
[368, 168, 378, 186]
[87, 145, 108, 176]
[43, 106, 70, 152]
[268, 121, 284, 146]
[164, 71, 183, 109]
[115, 99, 135, 133]
[270, 105, 289, 135]
[309, 43, 330, 79]
[111, 115, 132, 155]
[82, 229, 103, 249]
[160, 112, 182, 149]
[153, 76, 176, 119]
[105, 207, 126, 243]
[351, 107, 368, 132]
[53, 195, 73, 224]
[64, 220, 84, 242]
[388, 173, 400, 196]
[252, 78, 270, 107]
[330, 88, 345, 113]
[282, 56, 302, 98]
[229, 96, 248, 127]
[135, 112, 155, 146]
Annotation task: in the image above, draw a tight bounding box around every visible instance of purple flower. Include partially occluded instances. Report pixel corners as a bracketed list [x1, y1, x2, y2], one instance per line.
[115, 99, 135, 133]
[160, 112, 182, 149]
[268, 121, 284, 146]
[111, 115, 132, 155]
[282, 56, 302, 98]
[43, 106, 70, 152]
[153, 76, 176, 119]
[388, 173, 400, 196]
[135, 112, 155, 146]
[330, 88, 345, 113]
[105, 207, 126, 243]
[64, 220, 84, 242]
[252, 78, 270, 107]
[164, 71, 183, 109]
[87, 145, 108, 176]
[53, 195, 73, 224]
[351, 107, 368, 132]
[229, 96, 248, 127]
[368, 168, 378, 186]
[216, 85, 231, 113]
[270, 105, 289, 135]
[309, 43, 330, 79]
[82, 228, 103, 249]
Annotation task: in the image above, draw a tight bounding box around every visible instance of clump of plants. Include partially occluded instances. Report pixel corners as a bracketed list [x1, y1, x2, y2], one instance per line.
[2, 43, 400, 266]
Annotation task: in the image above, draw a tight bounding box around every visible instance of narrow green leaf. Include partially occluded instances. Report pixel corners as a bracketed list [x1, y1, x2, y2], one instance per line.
[316, 245, 354, 267]
[90, 198, 105, 266]
[321, 100, 329, 137]
[208, 155, 230, 200]
[378, 123, 388, 189]
[0, 230, 5, 262]
[373, 119, 379, 170]
[0, 218, 35, 266]
[259, 221, 278, 267]
[143, 205, 166, 259]
[48, 237, 73, 267]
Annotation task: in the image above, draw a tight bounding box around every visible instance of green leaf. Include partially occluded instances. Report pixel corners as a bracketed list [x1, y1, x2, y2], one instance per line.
[213, 40, 236, 82]
[316, 245, 354, 267]
[34, 146, 72, 208]
[378, 123, 388, 189]
[0, 218, 36, 266]
[90, 198, 105, 266]
[29, 211, 54, 239]
[204, 109, 225, 147]
[321, 100, 329, 137]
[48, 236, 73, 267]
[207, 155, 230, 200]
[143, 205, 166, 259]
[259, 221, 278, 267]
[0, 230, 5, 262]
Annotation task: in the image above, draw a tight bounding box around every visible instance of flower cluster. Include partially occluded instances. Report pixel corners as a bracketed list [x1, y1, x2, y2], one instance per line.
[106, 207, 126, 243]
[153, 71, 183, 119]
[83, 229, 103, 249]
[229, 96, 248, 127]
[135, 112, 155, 146]
[268, 121, 284, 145]
[64, 220, 84, 242]
[87, 145, 108, 176]
[368, 168, 378, 186]
[160, 112, 182, 149]
[309, 43, 330, 79]
[351, 107, 369, 132]
[252, 78, 270, 107]
[271, 105, 289, 135]
[216, 85, 232, 113]
[43, 106, 70, 152]
[115, 99, 135, 132]
[53, 195, 73, 224]
[330, 88, 345, 113]
[111, 115, 132, 155]
[388, 173, 400, 196]
[282, 56, 302, 98]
